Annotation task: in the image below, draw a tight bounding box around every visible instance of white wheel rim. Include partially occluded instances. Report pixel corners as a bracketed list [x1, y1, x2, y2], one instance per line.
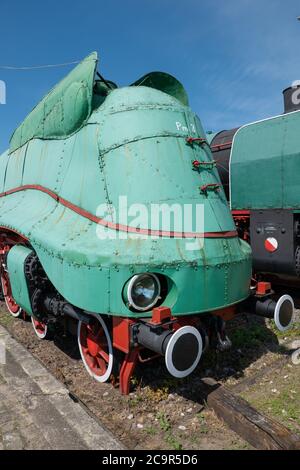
[1, 275, 22, 317]
[165, 326, 203, 378]
[78, 313, 113, 383]
[31, 316, 48, 339]
[274, 294, 294, 332]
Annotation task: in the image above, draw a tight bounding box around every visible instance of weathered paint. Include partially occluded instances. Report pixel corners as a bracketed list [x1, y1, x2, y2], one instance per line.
[0, 53, 251, 317]
[9, 52, 97, 153]
[231, 110, 300, 210]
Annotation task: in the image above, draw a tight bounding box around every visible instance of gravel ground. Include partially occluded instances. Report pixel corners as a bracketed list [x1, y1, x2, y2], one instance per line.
[0, 302, 299, 450]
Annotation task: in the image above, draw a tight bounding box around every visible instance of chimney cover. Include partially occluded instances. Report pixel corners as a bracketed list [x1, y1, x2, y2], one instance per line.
[283, 85, 300, 114]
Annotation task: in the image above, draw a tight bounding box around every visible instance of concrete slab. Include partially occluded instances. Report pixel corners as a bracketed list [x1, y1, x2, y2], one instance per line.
[0, 325, 124, 450]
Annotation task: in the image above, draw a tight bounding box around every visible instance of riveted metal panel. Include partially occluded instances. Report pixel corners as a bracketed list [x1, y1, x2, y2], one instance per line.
[231, 111, 300, 210]
[0, 58, 252, 317]
[0, 150, 9, 192]
[7, 245, 33, 314]
[10, 52, 98, 153]
[4, 145, 27, 190]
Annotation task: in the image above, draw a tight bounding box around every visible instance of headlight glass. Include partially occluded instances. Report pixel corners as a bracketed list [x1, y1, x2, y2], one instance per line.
[128, 273, 161, 311]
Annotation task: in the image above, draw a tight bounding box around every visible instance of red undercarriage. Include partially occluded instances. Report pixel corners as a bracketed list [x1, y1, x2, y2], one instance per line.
[112, 305, 237, 394]
[0, 225, 265, 395]
[0, 224, 242, 396]
[0, 228, 239, 394]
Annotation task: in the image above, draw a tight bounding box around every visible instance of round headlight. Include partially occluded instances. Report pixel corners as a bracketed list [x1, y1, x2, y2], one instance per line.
[127, 273, 161, 311]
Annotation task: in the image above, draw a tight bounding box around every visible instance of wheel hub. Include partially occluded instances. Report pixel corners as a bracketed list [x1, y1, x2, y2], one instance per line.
[78, 315, 113, 382]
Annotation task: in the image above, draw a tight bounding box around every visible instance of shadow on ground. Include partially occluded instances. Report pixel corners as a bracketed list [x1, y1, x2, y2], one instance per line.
[37, 312, 291, 405]
[130, 314, 286, 404]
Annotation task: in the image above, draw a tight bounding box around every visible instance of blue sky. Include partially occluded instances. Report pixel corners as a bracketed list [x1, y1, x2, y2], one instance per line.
[0, 0, 300, 153]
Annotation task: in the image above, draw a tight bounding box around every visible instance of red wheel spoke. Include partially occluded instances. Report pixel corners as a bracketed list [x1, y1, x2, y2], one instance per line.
[98, 349, 109, 363]
[85, 353, 96, 370]
[95, 355, 107, 374]
[78, 315, 112, 383]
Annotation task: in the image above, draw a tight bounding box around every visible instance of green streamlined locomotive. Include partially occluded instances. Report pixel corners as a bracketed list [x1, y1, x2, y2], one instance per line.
[0, 53, 291, 393]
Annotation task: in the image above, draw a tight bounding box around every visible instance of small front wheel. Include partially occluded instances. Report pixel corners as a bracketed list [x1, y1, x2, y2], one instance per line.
[1, 270, 23, 318]
[31, 316, 52, 340]
[78, 313, 113, 383]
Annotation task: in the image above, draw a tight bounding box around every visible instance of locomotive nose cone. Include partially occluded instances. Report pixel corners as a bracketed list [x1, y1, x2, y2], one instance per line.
[165, 326, 203, 378]
[274, 294, 294, 332]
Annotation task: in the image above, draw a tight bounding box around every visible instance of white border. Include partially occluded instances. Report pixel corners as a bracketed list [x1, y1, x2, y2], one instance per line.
[274, 294, 294, 332]
[165, 325, 202, 378]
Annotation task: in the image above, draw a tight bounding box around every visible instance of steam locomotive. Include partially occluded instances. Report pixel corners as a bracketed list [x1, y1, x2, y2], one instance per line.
[0, 53, 293, 393]
[208, 85, 300, 297]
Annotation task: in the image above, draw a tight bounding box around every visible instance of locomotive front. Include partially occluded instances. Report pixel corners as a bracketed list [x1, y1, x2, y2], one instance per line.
[0, 52, 252, 393]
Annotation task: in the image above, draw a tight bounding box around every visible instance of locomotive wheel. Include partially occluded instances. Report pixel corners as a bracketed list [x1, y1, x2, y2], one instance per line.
[78, 314, 113, 383]
[1, 270, 23, 318]
[31, 316, 51, 340]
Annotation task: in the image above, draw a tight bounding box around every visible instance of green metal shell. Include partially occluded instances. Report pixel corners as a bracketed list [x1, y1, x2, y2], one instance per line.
[7, 245, 34, 315]
[0, 53, 251, 317]
[131, 71, 189, 106]
[231, 110, 300, 210]
[9, 52, 98, 153]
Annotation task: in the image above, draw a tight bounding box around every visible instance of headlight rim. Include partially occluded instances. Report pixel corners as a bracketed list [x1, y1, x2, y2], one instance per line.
[127, 272, 161, 312]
